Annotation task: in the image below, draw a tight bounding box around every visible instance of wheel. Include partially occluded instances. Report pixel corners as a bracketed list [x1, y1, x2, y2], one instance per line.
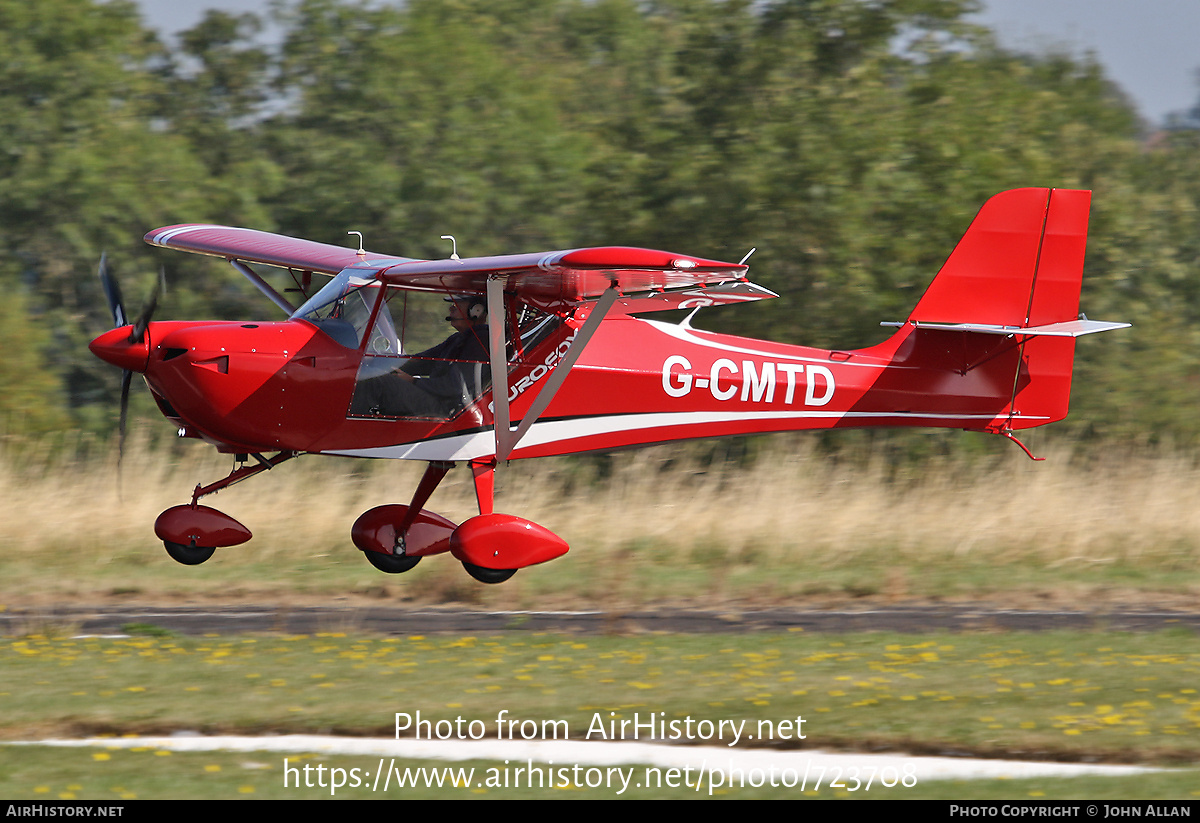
[462, 562, 517, 584]
[363, 551, 421, 574]
[163, 541, 215, 566]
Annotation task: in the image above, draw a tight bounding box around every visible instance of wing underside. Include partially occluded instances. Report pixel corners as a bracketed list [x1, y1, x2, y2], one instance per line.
[146, 225, 771, 311]
[376, 247, 759, 311]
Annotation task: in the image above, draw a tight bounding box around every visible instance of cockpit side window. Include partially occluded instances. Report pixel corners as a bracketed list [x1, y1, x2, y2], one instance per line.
[348, 291, 490, 420]
[345, 292, 564, 422]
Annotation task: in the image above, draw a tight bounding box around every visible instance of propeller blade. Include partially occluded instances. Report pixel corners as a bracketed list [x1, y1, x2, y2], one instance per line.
[130, 266, 164, 344]
[118, 369, 132, 467]
[98, 253, 128, 328]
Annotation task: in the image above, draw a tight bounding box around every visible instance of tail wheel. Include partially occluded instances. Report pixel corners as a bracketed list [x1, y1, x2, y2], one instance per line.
[462, 562, 516, 584]
[163, 541, 215, 566]
[363, 551, 421, 574]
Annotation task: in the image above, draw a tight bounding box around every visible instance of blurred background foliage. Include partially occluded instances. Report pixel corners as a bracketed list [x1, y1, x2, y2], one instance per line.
[2, 0, 1199, 449]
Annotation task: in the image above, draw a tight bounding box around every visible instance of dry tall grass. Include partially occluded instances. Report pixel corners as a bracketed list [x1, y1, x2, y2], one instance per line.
[2, 431, 1198, 607]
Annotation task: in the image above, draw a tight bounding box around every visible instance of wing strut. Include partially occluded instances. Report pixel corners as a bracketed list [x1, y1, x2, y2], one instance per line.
[487, 278, 510, 458]
[229, 259, 296, 315]
[488, 281, 619, 461]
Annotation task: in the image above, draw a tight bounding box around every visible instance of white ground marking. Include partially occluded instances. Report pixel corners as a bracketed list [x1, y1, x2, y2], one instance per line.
[23, 736, 1160, 782]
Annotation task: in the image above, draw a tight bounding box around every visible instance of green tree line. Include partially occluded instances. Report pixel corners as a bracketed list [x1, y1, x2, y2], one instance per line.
[2, 0, 1198, 445]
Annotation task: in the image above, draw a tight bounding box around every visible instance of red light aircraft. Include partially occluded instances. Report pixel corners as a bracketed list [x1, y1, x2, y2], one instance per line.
[91, 187, 1127, 582]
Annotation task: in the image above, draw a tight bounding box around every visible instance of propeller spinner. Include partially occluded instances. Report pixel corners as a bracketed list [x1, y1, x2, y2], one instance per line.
[89, 256, 164, 456]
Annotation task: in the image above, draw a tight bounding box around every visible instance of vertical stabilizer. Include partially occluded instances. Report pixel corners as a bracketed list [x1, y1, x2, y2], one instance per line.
[895, 188, 1095, 430]
[907, 188, 1091, 328]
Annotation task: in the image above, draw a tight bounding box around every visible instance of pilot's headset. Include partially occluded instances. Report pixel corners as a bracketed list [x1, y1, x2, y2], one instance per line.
[445, 294, 486, 323]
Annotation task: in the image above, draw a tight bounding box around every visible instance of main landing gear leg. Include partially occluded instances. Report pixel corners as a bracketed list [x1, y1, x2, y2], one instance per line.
[397, 461, 455, 538]
[353, 461, 457, 573]
[469, 458, 496, 515]
[458, 458, 516, 583]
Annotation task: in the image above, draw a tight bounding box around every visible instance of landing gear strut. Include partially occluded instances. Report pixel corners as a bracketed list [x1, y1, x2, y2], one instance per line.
[154, 451, 296, 565]
[354, 462, 455, 573]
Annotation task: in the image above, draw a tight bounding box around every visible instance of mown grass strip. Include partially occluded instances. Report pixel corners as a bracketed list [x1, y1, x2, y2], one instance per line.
[2, 631, 1198, 763]
[1, 745, 1197, 800]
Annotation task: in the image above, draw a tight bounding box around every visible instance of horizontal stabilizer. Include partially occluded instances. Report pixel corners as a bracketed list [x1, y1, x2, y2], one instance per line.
[616, 279, 778, 314]
[881, 319, 1130, 337]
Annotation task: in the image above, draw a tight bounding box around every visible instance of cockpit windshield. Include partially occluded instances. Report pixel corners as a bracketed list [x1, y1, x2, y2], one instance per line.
[292, 269, 398, 355]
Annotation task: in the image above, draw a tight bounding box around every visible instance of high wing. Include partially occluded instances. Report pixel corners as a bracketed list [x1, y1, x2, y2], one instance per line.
[145, 224, 413, 274]
[145, 224, 772, 313]
[375, 247, 756, 311]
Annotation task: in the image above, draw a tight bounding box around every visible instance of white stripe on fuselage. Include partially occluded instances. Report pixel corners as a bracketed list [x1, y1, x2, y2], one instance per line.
[322, 409, 1035, 461]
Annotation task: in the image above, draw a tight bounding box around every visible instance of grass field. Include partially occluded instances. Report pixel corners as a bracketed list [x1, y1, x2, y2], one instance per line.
[2, 431, 1200, 610]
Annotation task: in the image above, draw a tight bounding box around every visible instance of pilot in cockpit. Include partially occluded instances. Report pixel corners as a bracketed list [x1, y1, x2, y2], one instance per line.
[350, 294, 489, 418]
